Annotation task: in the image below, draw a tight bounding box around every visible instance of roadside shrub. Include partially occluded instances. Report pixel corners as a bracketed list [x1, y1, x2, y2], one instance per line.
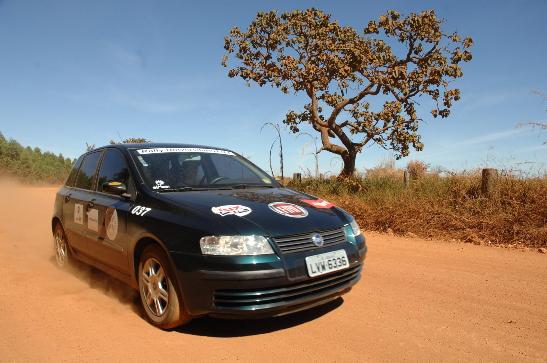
[289, 172, 547, 247]
[407, 160, 428, 180]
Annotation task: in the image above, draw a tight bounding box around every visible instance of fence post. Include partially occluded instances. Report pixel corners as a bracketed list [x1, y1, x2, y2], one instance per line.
[481, 168, 498, 196]
[293, 173, 302, 183]
[403, 170, 410, 188]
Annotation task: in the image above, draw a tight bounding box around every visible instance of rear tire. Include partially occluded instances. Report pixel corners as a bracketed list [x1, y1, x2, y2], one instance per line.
[138, 245, 191, 329]
[53, 223, 70, 268]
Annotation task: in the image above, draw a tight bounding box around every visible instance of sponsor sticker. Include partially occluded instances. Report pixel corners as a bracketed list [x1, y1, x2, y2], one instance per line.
[136, 155, 149, 166]
[268, 202, 308, 218]
[301, 199, 335, 209]
[87, 208, 99, 232]
[137, 147, 234, 155]
[211, 205, 252, 217]
[152, 180, 170, 190]
[105, 208, 118, 240]
[74, 203, 84, 224]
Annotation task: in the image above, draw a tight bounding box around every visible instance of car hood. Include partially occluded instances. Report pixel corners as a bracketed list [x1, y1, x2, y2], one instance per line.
[157, 187, 349, 237]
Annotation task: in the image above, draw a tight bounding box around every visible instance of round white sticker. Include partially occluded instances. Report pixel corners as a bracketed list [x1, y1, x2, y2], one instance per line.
[106, 208, 119, 240]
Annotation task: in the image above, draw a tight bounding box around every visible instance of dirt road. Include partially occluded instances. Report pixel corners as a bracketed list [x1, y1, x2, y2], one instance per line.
[0, 185, 546, 362]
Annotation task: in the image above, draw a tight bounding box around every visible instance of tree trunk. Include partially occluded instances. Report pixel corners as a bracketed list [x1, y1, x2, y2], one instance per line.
[339, 151, 357, 178]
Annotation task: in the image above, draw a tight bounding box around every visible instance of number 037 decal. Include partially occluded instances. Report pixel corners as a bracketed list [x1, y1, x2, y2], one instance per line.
[131, 205, 152, 216]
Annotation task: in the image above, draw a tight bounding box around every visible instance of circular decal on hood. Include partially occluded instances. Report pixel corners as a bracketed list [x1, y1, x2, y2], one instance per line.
[268, 202, 308, 218]
[105, 208, 118, 240]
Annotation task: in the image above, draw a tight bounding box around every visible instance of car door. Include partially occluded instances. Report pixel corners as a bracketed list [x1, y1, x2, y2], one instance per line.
[66, 150, 103, 255]
[61, 155, 83, 247]
[86, 148, 133, 273]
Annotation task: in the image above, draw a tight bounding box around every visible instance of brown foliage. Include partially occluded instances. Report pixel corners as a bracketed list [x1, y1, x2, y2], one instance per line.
[407, 160, 428, 180]
[223, 8, 473, 176]
[289, 173, 547, 247]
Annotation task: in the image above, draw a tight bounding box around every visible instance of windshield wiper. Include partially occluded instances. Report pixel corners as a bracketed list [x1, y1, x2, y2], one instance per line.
[229, 184, 274, 189]
[157, 186, 198, 193]
[158, 184, 275, 192]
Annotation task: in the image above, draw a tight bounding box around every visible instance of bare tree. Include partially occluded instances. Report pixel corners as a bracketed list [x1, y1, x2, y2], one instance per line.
[260, 122, 284, 180]
[518, 90, 546, 144]
[85, 142, 95, 152]
[297, 132, 320, 177]
[268, 139, 277, 177]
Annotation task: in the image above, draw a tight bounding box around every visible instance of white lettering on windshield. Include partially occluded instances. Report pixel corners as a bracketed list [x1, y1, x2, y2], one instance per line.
[137, 148, 235, 155]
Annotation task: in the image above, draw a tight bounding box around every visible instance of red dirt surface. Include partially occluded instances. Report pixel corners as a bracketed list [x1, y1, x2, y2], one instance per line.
[0, 185, 546, 362]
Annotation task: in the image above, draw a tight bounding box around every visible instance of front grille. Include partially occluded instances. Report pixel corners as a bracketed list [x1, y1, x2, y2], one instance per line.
[213, 265, 361, 308]
[272, 227, 347, 254]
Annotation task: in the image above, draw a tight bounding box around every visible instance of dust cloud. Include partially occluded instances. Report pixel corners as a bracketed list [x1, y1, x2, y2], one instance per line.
[0, 179, 137, 306]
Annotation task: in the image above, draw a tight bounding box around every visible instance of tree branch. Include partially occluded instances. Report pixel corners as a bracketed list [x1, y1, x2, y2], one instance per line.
[327, 83, 381, 126]
[355, 118, 416, 147]
[305, 87, 328, 128]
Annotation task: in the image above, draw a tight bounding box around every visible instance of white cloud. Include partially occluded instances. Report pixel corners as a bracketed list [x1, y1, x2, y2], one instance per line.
[459, 128, 527, 146]
[107, 88, 180, 113]
[514, 144, 547, 154]
[107, 43, 146, 68]
[460, 89, 524, 112]
[418, 127, 530, 160]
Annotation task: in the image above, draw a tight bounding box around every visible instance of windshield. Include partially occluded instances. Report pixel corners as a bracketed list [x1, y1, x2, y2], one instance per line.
[130, 147, 277, 191]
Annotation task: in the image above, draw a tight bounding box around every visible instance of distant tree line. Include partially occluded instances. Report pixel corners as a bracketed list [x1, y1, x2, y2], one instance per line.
[0, 132, 74, 184]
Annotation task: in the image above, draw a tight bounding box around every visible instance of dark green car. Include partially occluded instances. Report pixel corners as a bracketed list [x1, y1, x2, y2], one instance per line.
[52, 143, 367, 329]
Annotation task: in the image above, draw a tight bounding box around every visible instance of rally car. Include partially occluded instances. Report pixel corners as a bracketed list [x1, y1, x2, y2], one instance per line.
[51, 143, 367, 329]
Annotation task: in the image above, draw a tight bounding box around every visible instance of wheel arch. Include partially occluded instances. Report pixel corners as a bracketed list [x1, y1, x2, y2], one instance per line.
[131, 233, 174, 289]
[51, 216, 63, 234]
[131, 233, 189, 316]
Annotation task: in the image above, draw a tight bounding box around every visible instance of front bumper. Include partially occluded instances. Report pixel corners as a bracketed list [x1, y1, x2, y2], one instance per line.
[170, 234, 367, 318]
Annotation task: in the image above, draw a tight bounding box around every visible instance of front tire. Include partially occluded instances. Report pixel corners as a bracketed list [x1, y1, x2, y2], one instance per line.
[138, 245, 191, 329]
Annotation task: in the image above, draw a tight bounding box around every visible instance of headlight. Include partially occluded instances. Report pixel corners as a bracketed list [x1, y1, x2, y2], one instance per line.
[199, 235, 274, 256]
[349, 219, 361, 237]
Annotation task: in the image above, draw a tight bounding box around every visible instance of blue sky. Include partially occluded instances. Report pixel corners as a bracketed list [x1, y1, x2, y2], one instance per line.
[0, 0, 545, 176]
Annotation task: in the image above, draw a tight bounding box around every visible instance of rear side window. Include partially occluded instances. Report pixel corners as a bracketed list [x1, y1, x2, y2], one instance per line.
[97, 149, 131, 193]
[74, 151, 102, 190]
[65, 155, 84, 187]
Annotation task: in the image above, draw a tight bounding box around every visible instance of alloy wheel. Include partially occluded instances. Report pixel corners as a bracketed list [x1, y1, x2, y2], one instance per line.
[54, 227, 68, 267]
[141, 257, 169, 316]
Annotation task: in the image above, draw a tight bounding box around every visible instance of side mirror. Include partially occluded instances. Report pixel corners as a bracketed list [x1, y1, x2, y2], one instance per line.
[102, 181, 128, 196]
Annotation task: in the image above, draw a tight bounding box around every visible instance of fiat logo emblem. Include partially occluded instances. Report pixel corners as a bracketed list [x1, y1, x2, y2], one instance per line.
[311, 233, 324, 247]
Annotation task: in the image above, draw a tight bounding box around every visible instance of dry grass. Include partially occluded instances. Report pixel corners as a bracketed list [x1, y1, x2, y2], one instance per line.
[289, 170, 547, 247]
[406, 160, 428, 180]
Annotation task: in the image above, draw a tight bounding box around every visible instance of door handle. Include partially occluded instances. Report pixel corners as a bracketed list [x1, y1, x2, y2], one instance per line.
[87, 200, 95, 209]
[64, 195, 71, 203]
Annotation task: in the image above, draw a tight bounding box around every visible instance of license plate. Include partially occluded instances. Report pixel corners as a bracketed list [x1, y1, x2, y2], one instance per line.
[305, 249, 349, 277]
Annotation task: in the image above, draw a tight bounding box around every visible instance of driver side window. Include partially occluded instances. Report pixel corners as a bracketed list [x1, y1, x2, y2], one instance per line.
[175, 154, 205, 186]
[97, 149, 131, 194]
